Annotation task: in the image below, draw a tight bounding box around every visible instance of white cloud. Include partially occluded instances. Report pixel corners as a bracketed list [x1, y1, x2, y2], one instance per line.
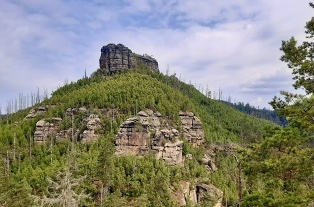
[0, 0, 312, 111]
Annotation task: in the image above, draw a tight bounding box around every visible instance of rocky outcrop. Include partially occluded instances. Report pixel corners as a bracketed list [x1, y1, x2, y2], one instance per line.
[172, 181, 197, 206]
[99, 43, 159, 75]
[172, 182, 223, 207]
[80, 114, 102, 143]
[24, 106, 49, 119]
[115, 110, 206, 165]
[33, 106, 103, 143]
[179, 111, 205, 147]
[196, 184, 223, 207]
[201, 154, 218, 172]
[34, 118, 62, 143]
[115, 109, 183, 165]
[153, 140, 183, 165]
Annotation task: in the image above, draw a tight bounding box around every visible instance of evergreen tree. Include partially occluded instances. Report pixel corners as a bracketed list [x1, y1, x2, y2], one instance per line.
[243, 3, 314, 206]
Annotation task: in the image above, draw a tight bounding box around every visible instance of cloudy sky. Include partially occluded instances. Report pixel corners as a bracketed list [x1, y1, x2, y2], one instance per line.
[0, 0, 312, 112]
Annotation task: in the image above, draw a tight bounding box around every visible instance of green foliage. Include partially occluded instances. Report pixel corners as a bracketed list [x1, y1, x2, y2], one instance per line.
[223, 101, 287, 126]
[0, 52, 277, 206]
[243, 3, 314, 206]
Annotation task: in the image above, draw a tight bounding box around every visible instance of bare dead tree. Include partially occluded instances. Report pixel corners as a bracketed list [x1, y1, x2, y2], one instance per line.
[232, 154, 243, 205]
[36, 87, 40, 104]
[29, 132, 32, 162]
[0, 105, 2, 122]
[6, 150, 9, 177]
[6, 100, 12, 124]
[33, 167, 89, 207]
[13, 132, 16, 161]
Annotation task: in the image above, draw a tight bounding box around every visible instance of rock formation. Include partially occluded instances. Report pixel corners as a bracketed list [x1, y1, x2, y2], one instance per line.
[34, 118, 62, 143]
[172, 181, 223, 207]
[179, 111, 205, 146]
[172, 181, 197, 206]
[24, 106, 49, 119]
[33, 107, 101, 143]
[99, 43, 159, 75]
[115, 110, 205, 165]
[196, 184, 223, 207]
[115, 109, 183, 165]
[31, 106, 206, 167]
[80, 114, 102, 143]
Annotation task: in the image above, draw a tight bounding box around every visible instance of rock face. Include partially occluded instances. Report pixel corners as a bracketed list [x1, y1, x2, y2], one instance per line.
[34, 118, 62, 143]
[179, 111, 205, 146]
[196, 184, 223, 207]
[115, 109, 183, 165]
[172, 181, 197, 206]
[99, 43, 159, 75]
[32, 106, 103, 143]
[172, 181, 223, 207]
[80, 114, 102, 143]
[24, 106, 49, 119]
[115, 110, 205, 165]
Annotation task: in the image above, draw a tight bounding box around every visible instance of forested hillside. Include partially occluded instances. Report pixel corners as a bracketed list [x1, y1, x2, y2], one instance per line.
[0, 67, 275, 207]
[2, 3, 314, 206]
[222, 101, 287, 126]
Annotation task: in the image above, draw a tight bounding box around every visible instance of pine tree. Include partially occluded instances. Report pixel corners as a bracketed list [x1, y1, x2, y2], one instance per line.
[243, 3, 314, 206]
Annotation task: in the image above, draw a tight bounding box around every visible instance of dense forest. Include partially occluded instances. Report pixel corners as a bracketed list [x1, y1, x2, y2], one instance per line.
[0, 67, 275, 206]
[1, 2, 314, 207]
[222, 101, 287, 126]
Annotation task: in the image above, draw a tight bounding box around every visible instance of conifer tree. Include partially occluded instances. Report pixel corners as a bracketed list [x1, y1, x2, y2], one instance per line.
[243, 3, 314, 206]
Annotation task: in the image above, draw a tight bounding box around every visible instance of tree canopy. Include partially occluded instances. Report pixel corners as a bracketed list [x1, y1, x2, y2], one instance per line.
[243, 3, 314, 206]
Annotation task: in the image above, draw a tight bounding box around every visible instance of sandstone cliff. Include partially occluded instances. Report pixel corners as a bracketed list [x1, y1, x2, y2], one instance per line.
[115, 109, 205, 165]
[99, 43, 159, 75]
[28, 106, 208, 166]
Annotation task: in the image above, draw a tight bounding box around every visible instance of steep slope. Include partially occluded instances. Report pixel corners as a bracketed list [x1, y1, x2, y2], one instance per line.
[0, 69, 276, 206]
[222, 101, 287, 126]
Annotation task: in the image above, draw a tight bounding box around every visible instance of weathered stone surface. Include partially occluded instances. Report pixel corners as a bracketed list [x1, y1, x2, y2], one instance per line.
[33, 107, 104, 143]
[201, 154, 218, 172]
[99, 43, 159, 75]
[179, 111, 205, 146]
[172, 182, 223, 207]
[115, 110, 206, 165]
[171, 181, 197, 206]
[115, 110, 183, 165]
[34, 118, 62, 143]
[80, 114, 102, 143]
[25, 109, 36, 119]
[154, 140, 183, 165]
[196, 184, 223, 207]
[79, 107, 87, 113]
[24, 106, 49, 119]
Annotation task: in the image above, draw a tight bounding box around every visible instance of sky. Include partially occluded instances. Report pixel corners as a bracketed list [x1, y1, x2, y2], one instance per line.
[0, 0, 312, 112]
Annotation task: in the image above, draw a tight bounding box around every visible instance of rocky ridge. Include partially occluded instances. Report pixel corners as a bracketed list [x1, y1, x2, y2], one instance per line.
[99, 43, 159, 75]
[28, 106, 206, 166]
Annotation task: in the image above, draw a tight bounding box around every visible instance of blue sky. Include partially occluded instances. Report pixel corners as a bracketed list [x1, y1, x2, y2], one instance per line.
[0, 0, 312, 112]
